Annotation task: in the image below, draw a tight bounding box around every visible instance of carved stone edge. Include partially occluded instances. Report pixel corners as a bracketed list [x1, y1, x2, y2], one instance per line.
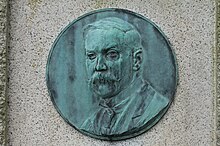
[217, 0, 220, 145]
[0, 0, 8, 145]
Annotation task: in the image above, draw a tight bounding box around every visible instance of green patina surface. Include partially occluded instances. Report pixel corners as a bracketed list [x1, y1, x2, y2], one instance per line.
[46, 8, 178, 140]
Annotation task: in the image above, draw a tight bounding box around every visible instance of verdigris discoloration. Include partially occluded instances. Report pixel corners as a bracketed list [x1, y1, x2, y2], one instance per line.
[0, 0, 8, 145]
[81, 17, 170, 139]
[46, 9, 177, 140]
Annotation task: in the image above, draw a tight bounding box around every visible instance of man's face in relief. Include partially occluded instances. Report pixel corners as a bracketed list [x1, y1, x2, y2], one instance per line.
[85, 28, 134, 99]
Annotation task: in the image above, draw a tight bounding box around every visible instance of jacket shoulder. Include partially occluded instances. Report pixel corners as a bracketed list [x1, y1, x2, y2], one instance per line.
[131, 83, 169, 126]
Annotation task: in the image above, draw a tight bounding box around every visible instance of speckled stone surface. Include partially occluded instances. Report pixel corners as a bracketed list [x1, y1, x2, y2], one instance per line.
[7, 0, 216, 145]
[215, 1, 220, 145]
[0, 0, 8, 145]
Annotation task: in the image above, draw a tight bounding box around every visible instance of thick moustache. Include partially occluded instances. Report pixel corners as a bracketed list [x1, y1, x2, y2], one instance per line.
[92, 74, 117, 85]
[92, 72, 119, 81]
[93, 78, 114, 85]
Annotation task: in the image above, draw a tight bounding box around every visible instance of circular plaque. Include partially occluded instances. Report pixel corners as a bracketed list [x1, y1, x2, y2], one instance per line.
[46, 8, 178, 140]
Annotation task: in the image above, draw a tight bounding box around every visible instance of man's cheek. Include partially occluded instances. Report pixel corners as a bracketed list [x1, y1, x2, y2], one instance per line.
[108, 62, 121, 80]
[86, 62, 94, 77]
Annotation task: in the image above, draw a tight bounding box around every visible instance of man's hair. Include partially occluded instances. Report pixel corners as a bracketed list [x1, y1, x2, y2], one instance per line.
[83, 17, 142, 52]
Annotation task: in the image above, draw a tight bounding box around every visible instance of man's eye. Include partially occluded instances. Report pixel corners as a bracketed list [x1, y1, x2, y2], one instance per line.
[106, 51, 119, 60]
[87, 53, 96, 60]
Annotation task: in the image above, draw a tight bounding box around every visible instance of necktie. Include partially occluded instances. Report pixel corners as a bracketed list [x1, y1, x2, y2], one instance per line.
[98, 100, 115, 135]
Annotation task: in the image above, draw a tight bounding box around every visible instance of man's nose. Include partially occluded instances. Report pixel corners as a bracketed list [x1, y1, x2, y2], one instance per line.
[95, 56, 107, 71]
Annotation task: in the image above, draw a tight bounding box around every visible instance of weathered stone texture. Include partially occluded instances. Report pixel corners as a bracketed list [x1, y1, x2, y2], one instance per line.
[8, 0, 215, 146]
[217, 0, 220, 145]
[0, 0, 8, 145]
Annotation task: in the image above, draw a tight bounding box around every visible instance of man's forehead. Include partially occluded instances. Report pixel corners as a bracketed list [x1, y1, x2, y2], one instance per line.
[85, 29, 124, 50]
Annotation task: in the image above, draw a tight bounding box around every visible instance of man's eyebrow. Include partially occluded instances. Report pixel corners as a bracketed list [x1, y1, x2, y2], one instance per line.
[86, 50, 95, 52]
[105, 45, 118, 50]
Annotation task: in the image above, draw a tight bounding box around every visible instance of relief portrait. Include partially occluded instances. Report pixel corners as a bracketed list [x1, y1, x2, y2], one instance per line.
[46, 8, 178, 140]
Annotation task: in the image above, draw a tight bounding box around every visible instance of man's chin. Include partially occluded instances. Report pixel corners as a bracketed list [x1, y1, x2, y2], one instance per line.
[91, 85, 119, 99]
[89, 81, 120, 98]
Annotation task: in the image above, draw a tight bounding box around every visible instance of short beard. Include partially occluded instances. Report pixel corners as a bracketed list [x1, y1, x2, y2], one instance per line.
[89, 72, 120, 98]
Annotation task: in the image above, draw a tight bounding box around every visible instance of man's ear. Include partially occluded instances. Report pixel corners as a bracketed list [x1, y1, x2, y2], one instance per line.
[133, 48, 143, 71]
